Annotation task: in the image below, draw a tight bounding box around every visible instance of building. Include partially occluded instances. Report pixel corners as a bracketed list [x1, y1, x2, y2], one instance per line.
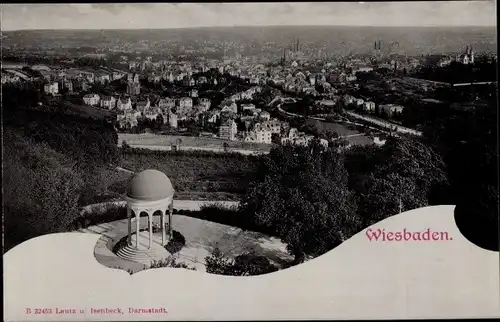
[158, 98, 176, 110]
[207, 109, 221, 123]
[43, 82, 59, 95]
[117, 97, 133, 111]
[457, 45, 475, 65]
[112, 71, 125, 81]
[178, 97, 193, 113]
[122, 170, 175, 259]
[127, 82, 141, 96]
[221, 101, 238, 114]
[83, 93, 100, 106]
[219, 119, 238, 141]
[318, 100, 336, 111]
[137, 98, 151, 114]
[144, 107, 161, 120]
[117, 110, 141, 128]
[96, 72, 111, 84]
[363, 101, 376, 113]
[245, 129, 272, 144]
[242, 103, 256, 111]
[198, 98, 211, 112]
[355, 98, 365, 107]
[259, 111, 271, 121]
[260, 119, 281, 134]
[168, 112, 178, 128]
[281, 127, 299, 144]
[100, 96, 117, 110]
[380, 104, 404, 117]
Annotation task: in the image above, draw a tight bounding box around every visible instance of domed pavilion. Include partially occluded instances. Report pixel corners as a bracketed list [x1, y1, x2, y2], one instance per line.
[125, 169, 175, 250]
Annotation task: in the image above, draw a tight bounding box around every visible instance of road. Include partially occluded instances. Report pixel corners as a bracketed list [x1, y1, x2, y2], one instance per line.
[344, 111, 422, 136]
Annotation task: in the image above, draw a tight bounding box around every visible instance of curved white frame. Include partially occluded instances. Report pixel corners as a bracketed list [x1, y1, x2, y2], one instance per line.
[125, 195, 174, 250]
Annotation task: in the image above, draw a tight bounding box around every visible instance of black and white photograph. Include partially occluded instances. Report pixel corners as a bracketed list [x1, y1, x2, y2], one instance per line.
[2, 1, 499, 320]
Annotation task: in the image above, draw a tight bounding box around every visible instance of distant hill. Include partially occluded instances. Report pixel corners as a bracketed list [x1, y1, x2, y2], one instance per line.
[2, 26, 497, 56]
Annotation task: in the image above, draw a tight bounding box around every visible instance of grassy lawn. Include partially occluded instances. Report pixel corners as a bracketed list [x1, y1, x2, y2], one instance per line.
[305, 118, 359, 137]
[63, 101, 116, 120]
[118, 133, 273, 151]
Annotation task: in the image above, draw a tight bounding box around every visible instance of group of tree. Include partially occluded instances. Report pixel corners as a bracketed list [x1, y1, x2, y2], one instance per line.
[238, 140, 360, 263]
[421, 104, 498, 250]
[3, 86, 122, 252]
[413, 57, 497, 84]
[4, 129, 84, 252]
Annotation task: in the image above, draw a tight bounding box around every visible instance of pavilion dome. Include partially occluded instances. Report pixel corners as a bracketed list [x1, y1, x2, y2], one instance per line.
[126, 169, 174, 202]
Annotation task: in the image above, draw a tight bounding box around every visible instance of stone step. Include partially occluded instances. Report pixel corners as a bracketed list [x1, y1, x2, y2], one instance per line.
[118, 246, 167, 256]
[116, 245, 170, 265]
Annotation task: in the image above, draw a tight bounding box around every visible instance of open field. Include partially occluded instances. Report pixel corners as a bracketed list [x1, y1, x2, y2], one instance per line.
[304, 119, 375, 146]
[118, 133, 274, 152]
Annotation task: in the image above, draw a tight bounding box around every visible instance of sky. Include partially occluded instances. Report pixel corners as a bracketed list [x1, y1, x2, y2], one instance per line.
[1, 2, 497, 31]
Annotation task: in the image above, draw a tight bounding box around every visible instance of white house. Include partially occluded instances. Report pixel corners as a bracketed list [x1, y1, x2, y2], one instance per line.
[363, 101, 376, 113]
[242, 103, 256, 111]
[100, 96, 117, 109]
[245, 129, 272, 144]
[117, 97, 133, 111]
[44, 82, 59, 95]
[207, 109, 221, 123]
[144, 107, 161, 120]
[83, 93, 100, 106]
[221, 101, 238, 114]
[219, 119, 238, 141]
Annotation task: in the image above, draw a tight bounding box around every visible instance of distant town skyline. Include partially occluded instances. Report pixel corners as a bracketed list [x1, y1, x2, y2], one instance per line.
[2, 2, 497, 31]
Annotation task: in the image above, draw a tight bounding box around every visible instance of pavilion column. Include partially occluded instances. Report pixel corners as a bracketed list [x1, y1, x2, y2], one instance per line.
[168, 200, 173, 239]
[127, 208, 132, 245]
[161, 210, 166, 246]
[148, 212, 153, 249]
[135, 210, 140, 249]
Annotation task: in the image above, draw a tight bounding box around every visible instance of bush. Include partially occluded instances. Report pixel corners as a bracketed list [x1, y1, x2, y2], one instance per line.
[165, 230, 186, 254]
[69, 204, 128, 230]
[150, 256, 196, 270]
[113, 266, 134, 275]
[205, 248, 278, 276]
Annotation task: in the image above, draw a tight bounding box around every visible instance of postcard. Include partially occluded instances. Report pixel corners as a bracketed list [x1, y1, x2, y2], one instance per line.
[2, 2, 499, 321]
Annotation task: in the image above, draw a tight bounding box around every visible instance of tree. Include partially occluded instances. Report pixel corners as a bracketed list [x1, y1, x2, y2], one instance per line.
[155, 114, 164, 129]
[223, 142, 230, 152]
[271, 133, 281, 145]
[422, 106, 498, 251]
[345, 137, 448, 227]
[3, 129, 84, 251]
[239, 144, 359, 264]
[205, 248, 234, 275]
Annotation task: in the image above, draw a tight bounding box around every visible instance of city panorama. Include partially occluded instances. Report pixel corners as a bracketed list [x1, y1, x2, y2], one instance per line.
[2, 2, 498, 276]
